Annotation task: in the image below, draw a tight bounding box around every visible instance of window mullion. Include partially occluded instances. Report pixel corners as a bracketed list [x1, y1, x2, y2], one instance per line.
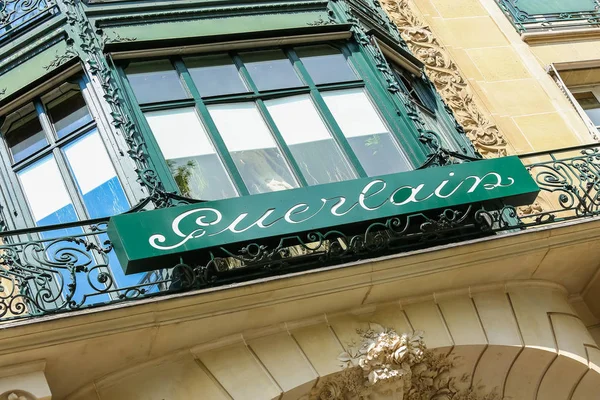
[347, 45, 428, 166]
[34, 100, 55, 143]
[115, 66, 181, 195]
[231, 53, 257, 93]
[287, 49, 368, 178]
[54, 139, 115, 293]
[173, 59, 250, 196]
[36, 98, 90, 221]
[255, 99, 309, 187]
[51, 146, 90, 222]
[233, 52, 312, 187]
[309, 89, 367, 178]
[54, 143, 115, 295]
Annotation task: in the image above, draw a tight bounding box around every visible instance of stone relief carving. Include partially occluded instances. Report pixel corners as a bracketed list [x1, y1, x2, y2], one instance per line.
[303, 324, 498, 400]
[517, 201, 544, 217]
[2, 392, 35, 400]
[8, 394, 29, 400]
[379, 0, 508, 158]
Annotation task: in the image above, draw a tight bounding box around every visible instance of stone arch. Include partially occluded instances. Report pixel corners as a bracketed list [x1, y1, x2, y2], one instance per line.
[300, 341, 600, 400]
[66, 281, 600, 400]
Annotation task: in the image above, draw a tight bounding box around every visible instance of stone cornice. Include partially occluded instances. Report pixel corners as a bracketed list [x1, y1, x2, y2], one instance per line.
[379, 0, 509, 158]
[522, 27, 600, 45]
[0, 360, 45, 379]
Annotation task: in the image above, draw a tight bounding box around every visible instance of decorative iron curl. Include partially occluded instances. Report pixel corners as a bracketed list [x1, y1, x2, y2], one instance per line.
[2, 146, 600, 321]
[0, 0, 57, 39]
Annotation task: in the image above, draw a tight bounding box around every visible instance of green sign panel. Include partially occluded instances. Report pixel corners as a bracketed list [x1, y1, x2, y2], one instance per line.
[108, 156, 539, 274]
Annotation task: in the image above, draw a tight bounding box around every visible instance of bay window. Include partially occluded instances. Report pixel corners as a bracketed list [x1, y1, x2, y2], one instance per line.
[121, 43, 413, 201]
[0, 77, 150, 301]
[1, 81, 129, 224]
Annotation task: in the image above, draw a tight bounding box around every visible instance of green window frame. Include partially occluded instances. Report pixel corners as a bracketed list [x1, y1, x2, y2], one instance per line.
[387, 60, 468, 153]
[0, 75, 135, 228]
[117, 41, 434, 200]
[0, 74, 155, 301]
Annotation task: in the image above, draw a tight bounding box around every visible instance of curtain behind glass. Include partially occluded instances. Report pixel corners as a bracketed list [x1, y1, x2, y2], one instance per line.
[209, 102, 298, 194]
[265, 95, 355, 185]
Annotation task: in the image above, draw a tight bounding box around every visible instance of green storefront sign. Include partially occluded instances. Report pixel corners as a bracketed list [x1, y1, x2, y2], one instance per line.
[108, 156, 539, 274]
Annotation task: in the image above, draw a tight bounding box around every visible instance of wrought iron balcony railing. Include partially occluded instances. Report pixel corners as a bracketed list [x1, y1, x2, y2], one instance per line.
[520, 144, 600, 222]
[0, 0, 59, 43]
[496, 0, 600, 33]
[0, 145, 599, 321]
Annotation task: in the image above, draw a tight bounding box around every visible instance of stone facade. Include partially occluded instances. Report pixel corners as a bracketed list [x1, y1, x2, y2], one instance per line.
[60, 283, 600, 400]
[4, 0, 600, 399]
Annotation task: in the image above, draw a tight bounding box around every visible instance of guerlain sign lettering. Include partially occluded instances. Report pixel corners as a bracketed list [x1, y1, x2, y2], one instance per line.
[149, 172, 514, 251]
[108, 156, 539, 274]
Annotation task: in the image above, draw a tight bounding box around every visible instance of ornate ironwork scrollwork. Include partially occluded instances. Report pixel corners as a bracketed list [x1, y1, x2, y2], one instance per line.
[0, 201, 517, 321]
[496, 0, 600, 33]
[0, 221, 169, 318]
[522, 146, 600, 222]
[3, 145, 600, 322]
[0, 0, 58, 42]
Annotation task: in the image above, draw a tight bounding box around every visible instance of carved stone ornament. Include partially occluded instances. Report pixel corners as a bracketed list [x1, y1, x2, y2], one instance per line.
[5, 392, 34, 400]
[379, 0, 508, 158]
[303, 325, 499, 400]
[517, 201, 543, 217]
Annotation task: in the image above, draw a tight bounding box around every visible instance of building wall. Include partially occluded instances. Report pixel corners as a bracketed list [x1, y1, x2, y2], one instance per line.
[380, 0, 600, 352]
[3, 1, 600, 399]
[390, 0, 597, 154]
[63, 282, 600, 400]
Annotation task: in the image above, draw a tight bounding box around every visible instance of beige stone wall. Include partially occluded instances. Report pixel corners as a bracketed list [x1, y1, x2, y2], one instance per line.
[396, 0, 596, 154]
[0, 361, 51, 400]
[66, 282, 600, 400]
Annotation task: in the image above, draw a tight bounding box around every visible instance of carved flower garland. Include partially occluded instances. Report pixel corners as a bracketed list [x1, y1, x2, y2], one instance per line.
[379, 0, 509, 158]
[305, 324, 499, 400]
[6, 393, 32, 400]
[340, 325, 426, 386]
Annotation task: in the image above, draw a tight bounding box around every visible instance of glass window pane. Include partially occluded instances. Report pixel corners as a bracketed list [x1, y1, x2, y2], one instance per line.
[63, 130, 129, 218]
[296, 45, 357, 84]
[574, 91, 600, 126]
[146, 107, 238, 200]
[322, 88, 411, 176]
[125, 60, 188, 104]
[43, 83, 93, 138]
[392, 66, 428, 110]
[208, 102, 298, 194]
[18, 155, 114, 304]
[265, 95, 356, 185]
[3, 105, 47, 163]
[62, 131, 150, 288]
[240, 50, 303, 91]
[185, 55, 248, 97]
[18, 151, 139, 297]
[18, 155, 76, 226]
